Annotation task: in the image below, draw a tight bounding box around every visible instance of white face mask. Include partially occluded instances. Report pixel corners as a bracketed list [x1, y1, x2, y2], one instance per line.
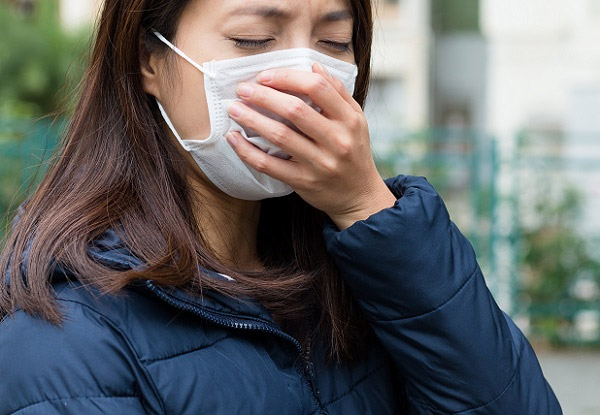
[152, 30, 359, 201]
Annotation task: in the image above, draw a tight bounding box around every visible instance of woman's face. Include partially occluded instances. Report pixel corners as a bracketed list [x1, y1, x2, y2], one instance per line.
[141, 0, 355, 148]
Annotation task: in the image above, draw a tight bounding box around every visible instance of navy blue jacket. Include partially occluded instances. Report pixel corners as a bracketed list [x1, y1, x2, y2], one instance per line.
[0, 175, 562, 414]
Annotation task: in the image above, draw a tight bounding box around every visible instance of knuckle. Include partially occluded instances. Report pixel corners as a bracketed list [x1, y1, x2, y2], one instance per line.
[286, 98, 306, 120]
[254, 88, 268, 104]
[336, 139, 353, 157]
[330, 76, 345, 94]
[310, 75, 330, 95]
[270, 124, 289, 145]
[320, 157, 339, 175]
[280, 70, 291, 82]
[253, 155, 270, 173]
[289, 169, 306, 188]
[333, 77, 344, 90]
[300, 174, 319, 189]
[235, 145, 249, 160]
[349, 113, 363, 129]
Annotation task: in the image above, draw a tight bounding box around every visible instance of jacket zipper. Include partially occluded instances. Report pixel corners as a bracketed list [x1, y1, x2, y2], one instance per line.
[303, 327, 320, 401]
[142, 280, 326, 414]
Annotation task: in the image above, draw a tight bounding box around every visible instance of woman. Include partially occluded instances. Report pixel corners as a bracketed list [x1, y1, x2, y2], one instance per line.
[0, 0, 562, 414]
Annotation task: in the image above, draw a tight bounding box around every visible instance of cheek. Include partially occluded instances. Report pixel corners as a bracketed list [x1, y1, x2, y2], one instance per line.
[163, 64, 211, 140]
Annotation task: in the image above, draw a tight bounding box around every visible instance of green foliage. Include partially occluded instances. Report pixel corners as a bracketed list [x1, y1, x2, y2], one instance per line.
[431, 0, 481, 34]
[0, 1, 88, 240]
[0, 118, 63, 240]
[0, 1, 91, 117]
[523, 187, 597, 301]
[520, 178, 600, 345]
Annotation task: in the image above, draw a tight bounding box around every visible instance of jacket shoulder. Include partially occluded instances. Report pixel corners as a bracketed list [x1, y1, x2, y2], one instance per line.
[0, 282, 164, 415]
[52, 279, 223, 367]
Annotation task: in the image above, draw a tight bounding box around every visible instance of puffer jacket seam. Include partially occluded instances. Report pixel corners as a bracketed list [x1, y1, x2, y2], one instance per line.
[8, 394, 140, 415]
[0, 283, 68, 325]
[141, 333, 231, 364]
[57, 298, 166, 415]
[453, 338, 524, 414]
[0, 277, 70, 326]
[322, 361, 386, 407]
[408, 337, 525, 415]
[371, 265, 479, 323]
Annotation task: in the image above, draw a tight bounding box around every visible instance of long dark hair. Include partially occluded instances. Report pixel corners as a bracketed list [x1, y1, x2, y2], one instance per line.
[0, 0, 375, 364]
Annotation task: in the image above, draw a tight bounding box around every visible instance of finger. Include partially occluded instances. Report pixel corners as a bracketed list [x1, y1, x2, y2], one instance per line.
[225, 130, 303, 187]
[256, 68, 350, 120]
[311, 63, 363, 114]
[227, 101, 322, 163]
[235, 82, 334, 145]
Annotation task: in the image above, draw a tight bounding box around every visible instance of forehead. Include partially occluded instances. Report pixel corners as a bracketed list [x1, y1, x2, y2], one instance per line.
[217, 0, 353, 23]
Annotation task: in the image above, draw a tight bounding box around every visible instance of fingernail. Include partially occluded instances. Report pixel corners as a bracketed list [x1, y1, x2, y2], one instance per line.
[236, 83, 254, 98]
[257, 70, 273, 83]
[228, 103, 243, 118]
[225, 132, 238, 147]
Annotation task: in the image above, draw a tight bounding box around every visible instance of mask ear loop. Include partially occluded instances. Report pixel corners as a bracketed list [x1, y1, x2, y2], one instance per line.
[151, 30, 216, 150]
[151, 30, 217, 78]
[155, 99, 192, 150]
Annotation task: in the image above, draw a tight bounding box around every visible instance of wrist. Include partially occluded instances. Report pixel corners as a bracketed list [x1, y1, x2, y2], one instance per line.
[328, 180, 397, 231]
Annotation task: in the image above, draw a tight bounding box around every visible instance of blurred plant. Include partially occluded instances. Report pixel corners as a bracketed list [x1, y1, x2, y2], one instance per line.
[0, 118, 63, 244]
[520, 180, 600, 345]
[523, 188, 594, 299]
[0, 0, 83, 239]
[0, 0, 91, 117]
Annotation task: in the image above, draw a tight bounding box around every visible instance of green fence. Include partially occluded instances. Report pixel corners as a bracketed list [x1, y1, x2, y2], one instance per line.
[512, 130, 600, 346]
[1, 117, 599, 347]
[0, 116, 63, 231]
[373, 126, 600, 347]
[0, 121, 504, 305]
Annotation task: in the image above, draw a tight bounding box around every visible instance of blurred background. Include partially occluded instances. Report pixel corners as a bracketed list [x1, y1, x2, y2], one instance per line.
[1, 0, 599, 412]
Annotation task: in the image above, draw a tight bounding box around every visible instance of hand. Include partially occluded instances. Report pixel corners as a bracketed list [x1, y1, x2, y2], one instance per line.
[225, 63, 396, 230]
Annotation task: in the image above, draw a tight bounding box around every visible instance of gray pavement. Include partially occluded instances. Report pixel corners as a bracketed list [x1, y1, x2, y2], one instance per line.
[537, 350, 600, 415]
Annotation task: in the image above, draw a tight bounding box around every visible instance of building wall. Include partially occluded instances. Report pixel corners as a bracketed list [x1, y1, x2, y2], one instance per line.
[431, 34, 488, 130]
[476, 0, 600, 313]
[366, 0, 431, 152]
[59, 0, 102, 30]
[482, 0, 600, 138]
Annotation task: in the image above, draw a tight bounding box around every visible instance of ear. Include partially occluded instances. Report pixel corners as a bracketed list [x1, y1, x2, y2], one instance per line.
[140, 37, 163, 99]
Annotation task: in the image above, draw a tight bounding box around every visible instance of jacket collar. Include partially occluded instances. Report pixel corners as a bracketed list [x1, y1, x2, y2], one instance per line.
[51, 228, 278, 325]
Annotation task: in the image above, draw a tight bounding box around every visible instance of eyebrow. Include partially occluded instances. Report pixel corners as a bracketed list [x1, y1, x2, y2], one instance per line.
[320, 10, 353, 22]
[228, 6, 353, 23]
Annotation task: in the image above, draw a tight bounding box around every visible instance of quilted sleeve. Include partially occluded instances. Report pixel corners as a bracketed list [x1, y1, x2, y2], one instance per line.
[322, 174, 562, 414]
[4, 396, 147, 415]
[0, 297, 162, 415]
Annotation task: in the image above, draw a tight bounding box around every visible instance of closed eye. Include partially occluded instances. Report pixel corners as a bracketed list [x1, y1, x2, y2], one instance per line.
[230, 38, 352, 53]
[230, 38, 274, 50]
[319, 40, 351, 53]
